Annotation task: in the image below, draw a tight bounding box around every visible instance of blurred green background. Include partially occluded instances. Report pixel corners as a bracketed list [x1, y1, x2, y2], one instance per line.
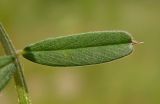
[0, 0, 159, 104]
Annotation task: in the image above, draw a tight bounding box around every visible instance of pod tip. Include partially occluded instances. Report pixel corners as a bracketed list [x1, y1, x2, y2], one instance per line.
[132, 40, 144, 45]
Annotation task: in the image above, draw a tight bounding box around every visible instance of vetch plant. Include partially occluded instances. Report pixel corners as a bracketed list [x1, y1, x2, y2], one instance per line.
[0, 23, 141, 104]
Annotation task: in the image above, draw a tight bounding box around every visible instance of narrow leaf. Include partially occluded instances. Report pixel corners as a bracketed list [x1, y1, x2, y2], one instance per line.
[23, 31, 134, 66]
[0, 56, 16, 91]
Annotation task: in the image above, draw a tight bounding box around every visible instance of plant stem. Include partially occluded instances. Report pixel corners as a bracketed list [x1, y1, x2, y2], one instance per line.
[0, 24, 31, 104]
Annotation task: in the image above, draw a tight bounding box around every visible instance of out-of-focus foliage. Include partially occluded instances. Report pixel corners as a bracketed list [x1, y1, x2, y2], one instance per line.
[0, 56, 15, 91]
[0, 0, 160, 104]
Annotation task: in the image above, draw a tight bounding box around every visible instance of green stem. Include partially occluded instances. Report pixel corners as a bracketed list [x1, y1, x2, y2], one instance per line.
[0, 24, 31, 104]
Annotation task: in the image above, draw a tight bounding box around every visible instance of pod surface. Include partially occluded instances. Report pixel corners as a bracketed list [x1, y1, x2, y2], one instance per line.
[23, 31, 133, 66]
